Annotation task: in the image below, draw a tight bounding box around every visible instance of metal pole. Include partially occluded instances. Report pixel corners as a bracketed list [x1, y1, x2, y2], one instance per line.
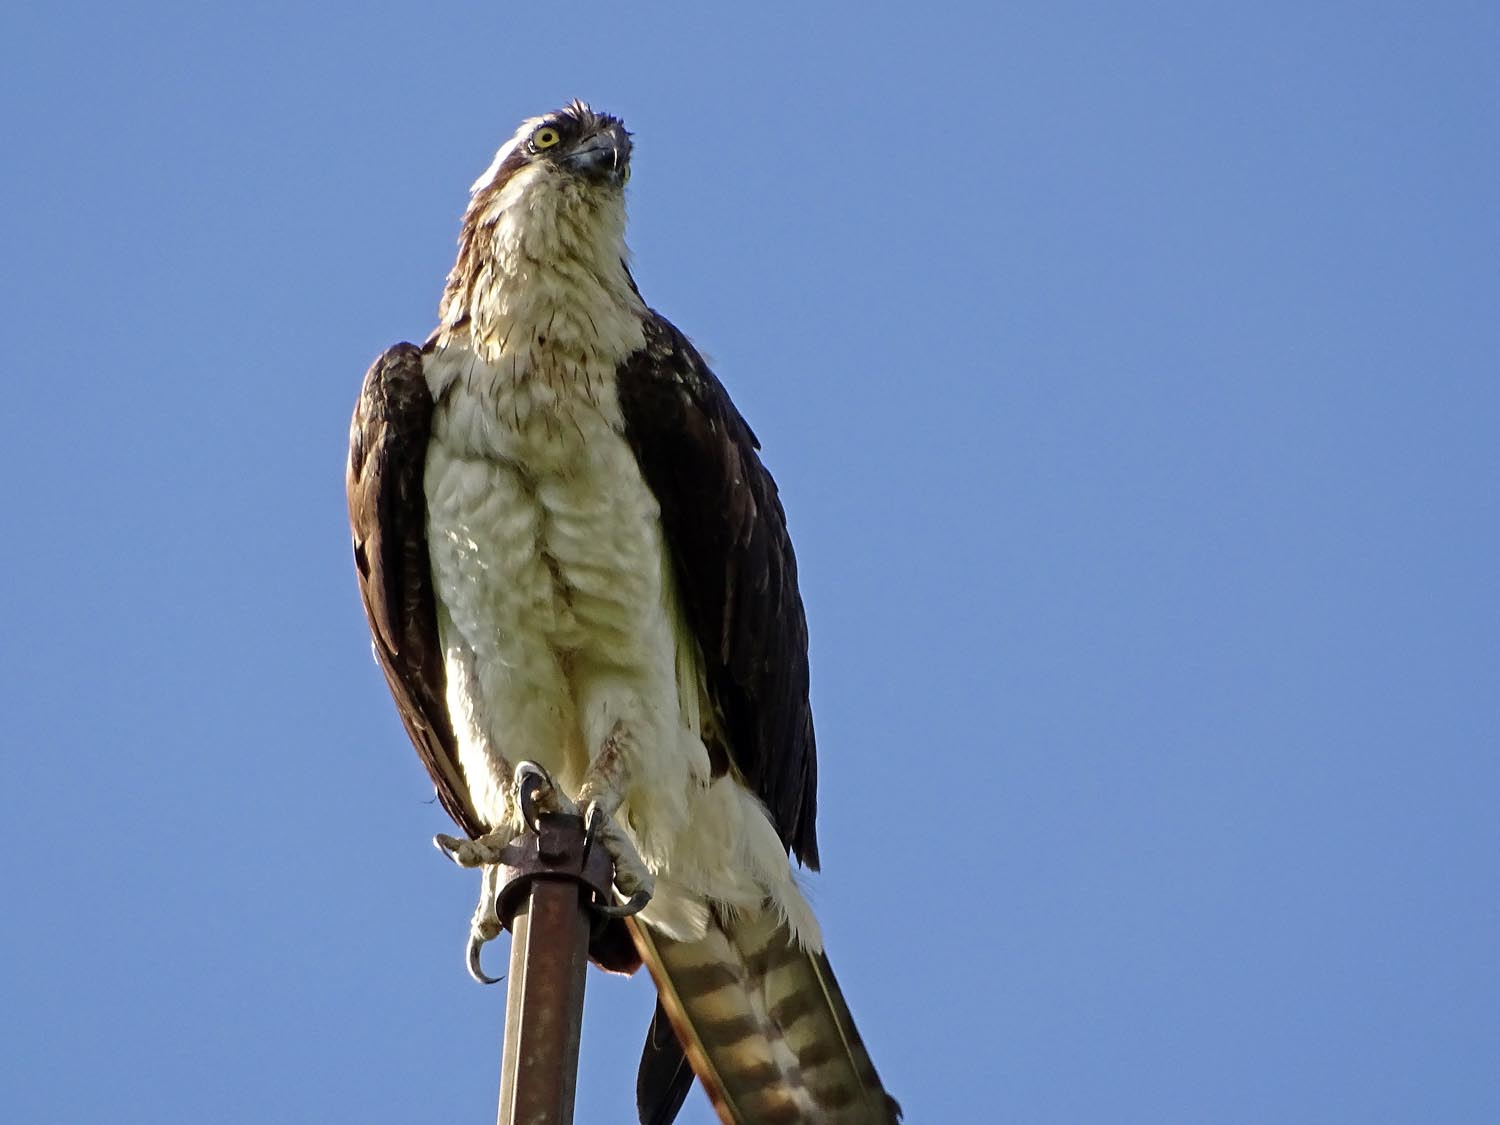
[494, 813, 598, 1125]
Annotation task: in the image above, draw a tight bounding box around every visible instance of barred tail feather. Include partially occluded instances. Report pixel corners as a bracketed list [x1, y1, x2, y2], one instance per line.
[630, 911, 901, 1124]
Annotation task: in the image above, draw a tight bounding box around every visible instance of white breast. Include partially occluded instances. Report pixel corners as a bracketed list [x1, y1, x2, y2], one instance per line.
[423, 338, 693, 803]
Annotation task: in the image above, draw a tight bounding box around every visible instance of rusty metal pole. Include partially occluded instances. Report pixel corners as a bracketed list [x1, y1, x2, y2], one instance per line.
[493, 811, 614, 1125]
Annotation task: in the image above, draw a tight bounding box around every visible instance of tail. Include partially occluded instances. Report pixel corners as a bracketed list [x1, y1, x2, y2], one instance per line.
[630, 910, 901, 1124]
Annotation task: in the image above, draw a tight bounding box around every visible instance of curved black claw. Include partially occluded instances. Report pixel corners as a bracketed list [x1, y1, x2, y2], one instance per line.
[594, 886, 651, 919]
[514, 762, 552, 836]
[580, 803, 606, 867]
[467, 934, 502, 986]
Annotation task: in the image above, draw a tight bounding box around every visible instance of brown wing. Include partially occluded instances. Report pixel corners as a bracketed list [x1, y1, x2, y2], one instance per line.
[347, 343, 483, 838]
[616, 312, 819, 870]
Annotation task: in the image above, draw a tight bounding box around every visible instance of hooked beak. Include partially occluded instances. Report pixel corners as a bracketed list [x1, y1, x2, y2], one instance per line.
[562, 123, 632, 185]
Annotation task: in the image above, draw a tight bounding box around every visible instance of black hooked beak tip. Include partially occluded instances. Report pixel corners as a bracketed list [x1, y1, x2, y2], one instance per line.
[562, 123, 632, 185]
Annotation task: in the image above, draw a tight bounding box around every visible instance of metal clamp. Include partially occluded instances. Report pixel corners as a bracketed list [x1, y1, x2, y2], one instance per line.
[493, 812, 616, 931]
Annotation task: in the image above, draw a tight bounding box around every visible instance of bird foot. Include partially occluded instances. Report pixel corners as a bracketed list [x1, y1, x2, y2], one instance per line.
[436, 760, 652, 982]
[432, 763, 570, 984]
[432, 829, 513, 983]
[433, 829, 511, 869]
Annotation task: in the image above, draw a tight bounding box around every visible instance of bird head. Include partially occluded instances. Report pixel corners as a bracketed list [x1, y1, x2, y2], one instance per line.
[468, 100, 632, 208]
[439, 101, 642, 342]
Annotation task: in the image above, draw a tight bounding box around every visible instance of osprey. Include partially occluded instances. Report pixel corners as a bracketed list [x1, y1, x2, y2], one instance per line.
[347, 101, 899, 1124]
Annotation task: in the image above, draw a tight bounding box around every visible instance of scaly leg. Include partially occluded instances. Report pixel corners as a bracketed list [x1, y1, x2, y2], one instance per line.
[576, 724, 629, 853]
[575, 725, 654, 916]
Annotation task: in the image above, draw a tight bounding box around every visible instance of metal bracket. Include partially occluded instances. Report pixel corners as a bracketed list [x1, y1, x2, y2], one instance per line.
[493, 812, 616, 932]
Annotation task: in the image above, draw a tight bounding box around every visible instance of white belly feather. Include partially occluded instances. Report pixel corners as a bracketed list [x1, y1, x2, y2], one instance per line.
[422, 342, 818, 944]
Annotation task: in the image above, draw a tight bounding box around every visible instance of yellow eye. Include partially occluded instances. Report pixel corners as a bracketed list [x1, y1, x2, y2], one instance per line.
[532, 126, 561, 151]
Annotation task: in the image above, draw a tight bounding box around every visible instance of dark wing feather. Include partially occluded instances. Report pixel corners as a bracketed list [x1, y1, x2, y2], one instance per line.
[616, 312, 819, 868]
[347, 343, 483, 839]
[636, 1001, 695, 1125]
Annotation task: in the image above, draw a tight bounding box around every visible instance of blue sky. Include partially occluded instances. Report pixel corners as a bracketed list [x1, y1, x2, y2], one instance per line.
[3, 1, 1497, 1121]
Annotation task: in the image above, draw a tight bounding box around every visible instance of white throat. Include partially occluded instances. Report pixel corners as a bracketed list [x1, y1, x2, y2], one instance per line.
[426, 162, 647, 465]
[437, 162, 645, 368]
